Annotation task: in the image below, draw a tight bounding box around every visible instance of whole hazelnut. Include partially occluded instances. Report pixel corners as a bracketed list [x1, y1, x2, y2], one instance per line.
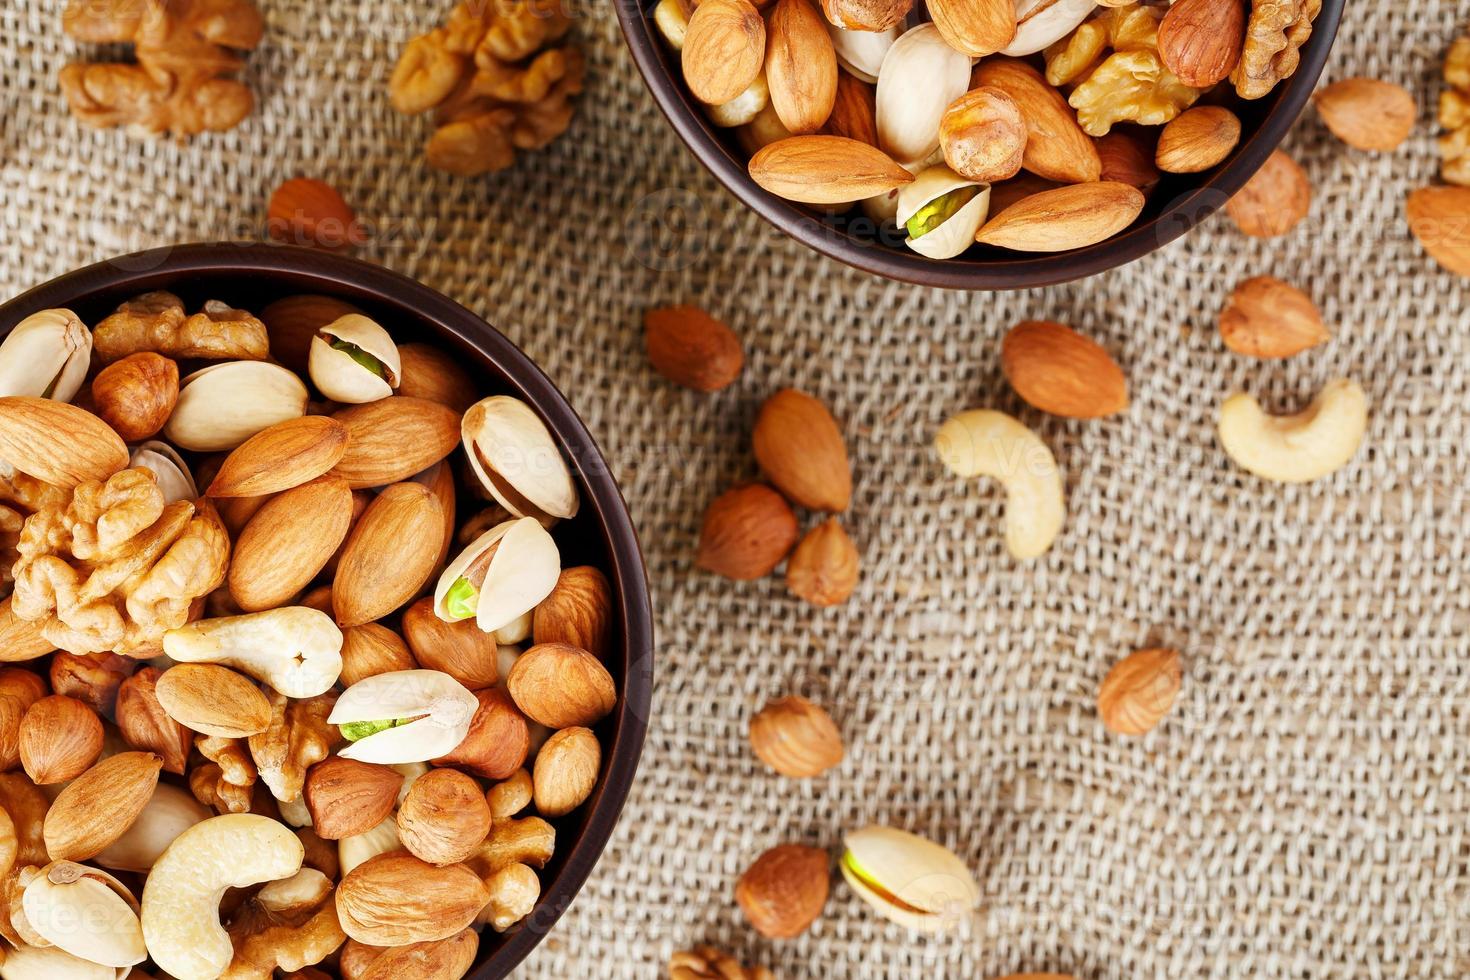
[339, 623, 417, 687]
[506, 643, 617, 730]
[748, 695, 843, 778]
[401, 597, 498, 690]
[532, 566, 614, 660]
[90, 352, 179, 442]
[939, 87, 1026, 183]
[532, 727, 602, 818]
[19, 695, 103, 784]
[304, 757, 403, 840]
[115, 667, 192, 774]
[397, 768, 493, 865]
[784, 519, 859, 607]
[432, 687, 529, 780]
[735, 844, 830, 938]
[0, 669, 47, 772]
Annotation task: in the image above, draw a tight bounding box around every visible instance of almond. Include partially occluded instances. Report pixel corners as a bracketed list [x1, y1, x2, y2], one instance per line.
[752, 389, 851, 512]
[823, 73, 877, 146]
[1155, 106, 1241, 174]
[0, 397, 128, 488]
[332, 482, 444, 628]
[532, 566, 614, 660]
[749, 695, 843, 778]
[785, 518, 859, 607]
[401, 596, 499, 690]
[432, 687, 530, 780]
[49, 652, 132, 715]
[1095, 130, 1160, 190]
[329, 397, 461, 489]
[305, 757, 404, 840]
[229, 475, 355, 612]
[396, 343, 478, 414]
[1408, 186, 1470, 277]
[336, 852, 489, 946]
[155, 664, 272, 738]
[977, 181, 1146, 252]
[927, 0, 1015, 57]
[532, 726, 601, 818]
[1158, 0, 1245, 88]
[1097, 648, 1183, 736]
[1314, 78, 1416, 151]
[207, 415, 350, 497]
[1001, 320, 1128, 419]
[43, 751, 163, 861]
[766, 0, 837, 134]
[259, 294, 364, 373]
[90, 353, 178, 442]
[682, 0, 765, 106]
[1219, 277, 1329, 358]
[749, 135, 913, 205]
[972, 58, 1100, 184]
[397, 768, 493, 865]
[19, 695, 102, 785]
[644, 305, 744, 392]
[696, 483, 799, 580]
[0, 597, 53, 663]
[735, 844, 829, 938]
[268, 177, 365, 250]
[1225, 150, 1310, 238]
[506, 642, 617, 730]
[340, 623, 418, 686]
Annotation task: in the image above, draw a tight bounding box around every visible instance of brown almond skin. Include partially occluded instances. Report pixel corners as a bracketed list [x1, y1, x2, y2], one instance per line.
[785, 519, 859, 607]
[1408, 186, 1470, 277]
[336, 852, 489, 947]
[1095, 130, 1160, 191]
[91, 353, 178, 442]
[735, 844, 830, 938]
[344, 929, 480, 980]
[329, 397, 462, 489]
[207, 415, 350, 497]
[972, 59, 1100, 185]
[506, 643, 617, 730]
[822, 0, 911, 31]
[644, 306, 744, 392]
[19, 695, 102, 785]
[753, 389, 851, 512]
[259, 295, 363, 374]
[1226, 150, 1310, 238]
[977, 182, 1146, 252]
[333, 482, 444, 628]
[532, 566, 614, 660]
[0, 597, 54, 664]
[696, 484, 800, 580]
[1155, 106, 1241, 174]
[1001, 320, 1129, 419]
[433, 687, 530, 780]
[402, 597, 499, 691]
[1098, 648, 1183, 736]
[395, 343, 479, 414]
[749, 136, 913, 205]
[229, 475, 355, 612]
[823, 73, 878, 147]
[305, 757, 404, 840]
[682, 0, 765, 106]
[1314, 78, 1416, 152]
[44, 752, 164, 861]
[1219, 277, 1329, 358]
[766, 0, 837, 135]
[115, 667, 192, 775]
[155, 663, 272, 738]
[532, 726, 602, 818]
[927, 0, 1014, 57]
[1158, 0, 1246, 88]
[0, 397, 128, 488]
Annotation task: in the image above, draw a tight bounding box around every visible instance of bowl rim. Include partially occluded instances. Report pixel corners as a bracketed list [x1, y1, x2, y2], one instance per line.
[614, 0, 1346, 290]
[0, 243, 655, 980]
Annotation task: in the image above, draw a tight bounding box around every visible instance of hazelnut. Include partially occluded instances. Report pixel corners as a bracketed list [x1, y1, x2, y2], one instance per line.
[401, 597, 498, 690]
[784, 519, 859, 607]
[532, 566, 614, 660]
[432, 687, 529, 781]
[748, 695, 843, 778]
[19, 695, 103, 784]
[0, 669, 47, 772]
[340, 623, 418, 687]
[304, 757, 404, 841]
[696, 484, 799, 581]
[397, 768, 493, 866]
[735, 844, 829, 938]
[90, 352, 179, 442]
[506, 643, 617, 730]
[939, 87, 1026, 183]
[1097, 648, 1183, 736]
[532, 727, 601, 818]
[116, 667, 193, 775]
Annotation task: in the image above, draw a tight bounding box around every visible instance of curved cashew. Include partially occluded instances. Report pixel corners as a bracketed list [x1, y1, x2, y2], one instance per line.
[139, 814, 304, 980]
[1217, 379, 1368, 483]
[162, 608, 343, 698]
[933, 409, 1066, 560]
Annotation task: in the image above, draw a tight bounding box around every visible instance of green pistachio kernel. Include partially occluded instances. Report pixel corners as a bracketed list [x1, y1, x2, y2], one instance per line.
[340, 717, 411, 742]
[444, 577, 479, 621]
[905, 186, 981, 241]
[329, 338, 389, 379]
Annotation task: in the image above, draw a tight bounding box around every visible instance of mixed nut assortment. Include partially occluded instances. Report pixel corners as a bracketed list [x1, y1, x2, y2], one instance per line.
[654, 0, 1327, 259]
[0, 291, 618, 978]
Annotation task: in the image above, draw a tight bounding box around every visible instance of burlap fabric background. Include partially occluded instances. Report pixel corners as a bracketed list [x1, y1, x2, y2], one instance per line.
[2, 1, 1468, 976]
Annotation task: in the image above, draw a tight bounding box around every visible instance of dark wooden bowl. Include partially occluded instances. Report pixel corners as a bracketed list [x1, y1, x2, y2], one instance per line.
[615, 0, 1345, 289]
[0, 243, 654, 980]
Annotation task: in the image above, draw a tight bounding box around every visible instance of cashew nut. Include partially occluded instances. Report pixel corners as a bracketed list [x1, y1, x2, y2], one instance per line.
[0, 943, 126, 979]
[1217, 379, 1368, 483]
[162, 608, 343, 698]
[139, 813, 305, 980]
[933, 409, 1066, 560]
[338, 818, 401, 878]
[19, 862, 145, 968]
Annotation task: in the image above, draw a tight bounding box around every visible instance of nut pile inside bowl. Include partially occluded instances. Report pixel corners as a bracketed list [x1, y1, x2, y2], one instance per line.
[0, 295, 617, 978]
[652, 0, 1324, 259]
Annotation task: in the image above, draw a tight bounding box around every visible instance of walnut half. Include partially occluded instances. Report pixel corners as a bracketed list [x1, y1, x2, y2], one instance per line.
[1231, 0, 1322, 100]
[1441, 34, 1470, 187]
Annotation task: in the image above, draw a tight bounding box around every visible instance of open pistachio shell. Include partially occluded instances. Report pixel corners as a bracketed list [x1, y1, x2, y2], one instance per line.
[707, 72, 770, 128]
[128, 442, 198, 504]
[0, 944, 128, 980]
[329, 669, 479, 764]
[1003, 0, 1097, 56]
[432, 517, 561, 634]
[0, 310, 92, 403]
[828, 23, 898, 83]
[840, 826, 979, 934]
[307, 314, 401, 405]
[896, 166, 991, 260]
[462, 396, 579, 522]
[163, 361, 309, 452]
[875, 25, 972, 166]
[20, 863, 145, 968]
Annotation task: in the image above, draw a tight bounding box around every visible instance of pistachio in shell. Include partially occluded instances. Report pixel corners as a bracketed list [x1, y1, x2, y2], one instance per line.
[308, 314, 402, 404]
[840, 825, 979, 934]
[461, 396, 580, 523]
[896, 165, 991, 259]
[432, 518, 561, 635]
[328, 669, 479, 765]
[0, 309, 92, 403]
[163, 361, 309, 452]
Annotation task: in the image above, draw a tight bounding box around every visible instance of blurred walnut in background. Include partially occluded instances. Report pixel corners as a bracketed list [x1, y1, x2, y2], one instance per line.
[58, 0, 265, 139]
[1441, 33, 1470, 186]
[390, 0, 585, 177]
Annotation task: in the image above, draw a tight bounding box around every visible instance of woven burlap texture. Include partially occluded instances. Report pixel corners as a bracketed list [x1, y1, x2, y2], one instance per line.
[2, 1, 1469, 977]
